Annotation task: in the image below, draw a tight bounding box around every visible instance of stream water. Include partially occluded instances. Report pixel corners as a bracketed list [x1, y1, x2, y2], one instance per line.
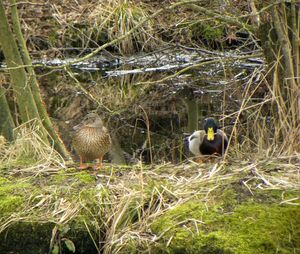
[15, 48, 265, 163]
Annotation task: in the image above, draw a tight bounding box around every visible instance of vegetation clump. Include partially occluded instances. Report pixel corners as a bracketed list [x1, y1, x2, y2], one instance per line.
[151, 199, 300, 254]
[0, 128, 299, 253]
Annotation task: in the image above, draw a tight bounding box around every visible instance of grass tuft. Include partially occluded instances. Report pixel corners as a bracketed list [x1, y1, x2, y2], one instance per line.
[0, 121, 65, 173]
[88, 0, 158, 54]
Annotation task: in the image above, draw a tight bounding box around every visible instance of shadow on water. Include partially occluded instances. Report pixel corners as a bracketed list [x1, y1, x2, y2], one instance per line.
[36, 50, 263, 164]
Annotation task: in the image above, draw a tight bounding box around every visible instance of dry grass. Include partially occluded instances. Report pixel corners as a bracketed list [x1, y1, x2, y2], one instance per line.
[222, 63, 300, 157]
[0, 124, 299, 252]
[88, 0, 158, 54]
[1, 159, 300, 252]
[0, 121, 65, 174]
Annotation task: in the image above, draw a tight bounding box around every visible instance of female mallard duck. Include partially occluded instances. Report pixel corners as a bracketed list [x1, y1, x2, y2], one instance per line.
[188, 117, 228, 157]
[72, 113, 111, 170]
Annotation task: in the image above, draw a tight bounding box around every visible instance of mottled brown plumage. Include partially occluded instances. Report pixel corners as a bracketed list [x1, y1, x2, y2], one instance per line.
[73, 113, 111, 170]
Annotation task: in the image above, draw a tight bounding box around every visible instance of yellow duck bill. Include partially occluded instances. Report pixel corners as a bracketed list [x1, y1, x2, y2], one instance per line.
[207, 127, 215, 141]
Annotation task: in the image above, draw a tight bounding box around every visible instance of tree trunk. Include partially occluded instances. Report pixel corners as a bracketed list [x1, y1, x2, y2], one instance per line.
[0, 85, 15, 141]
[9, 0, 70, 159]
[0, 0, 43, 125]
[0, 0, 71, 159]
[259, 2, 300, 152]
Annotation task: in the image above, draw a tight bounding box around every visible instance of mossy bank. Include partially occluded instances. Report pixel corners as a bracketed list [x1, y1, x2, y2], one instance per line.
[0, 157, 299, 254]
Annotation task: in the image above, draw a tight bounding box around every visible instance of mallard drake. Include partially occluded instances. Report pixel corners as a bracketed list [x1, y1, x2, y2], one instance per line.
[72, 113, 111, 170]
[188, 117, 228, 157]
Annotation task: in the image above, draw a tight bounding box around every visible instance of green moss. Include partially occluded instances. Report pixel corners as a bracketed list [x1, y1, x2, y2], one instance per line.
[52, 169, 73, 185]
[217, 188, 239, 209]
[0, 178, 33, 215]
[0, 196, 24, 215]
[52, 170, 97, 188]
[74, 171, 96, 184]
[151, 200, 300, 254]
[191, 23, 224, 41]
[0, 184, 29, 196]
[203, 25, 223, 40]
[79, 188, 98, 202]
[0, 176, 9, 185]
[0, 179, 31, 196]
[220, 204, 300, 253]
